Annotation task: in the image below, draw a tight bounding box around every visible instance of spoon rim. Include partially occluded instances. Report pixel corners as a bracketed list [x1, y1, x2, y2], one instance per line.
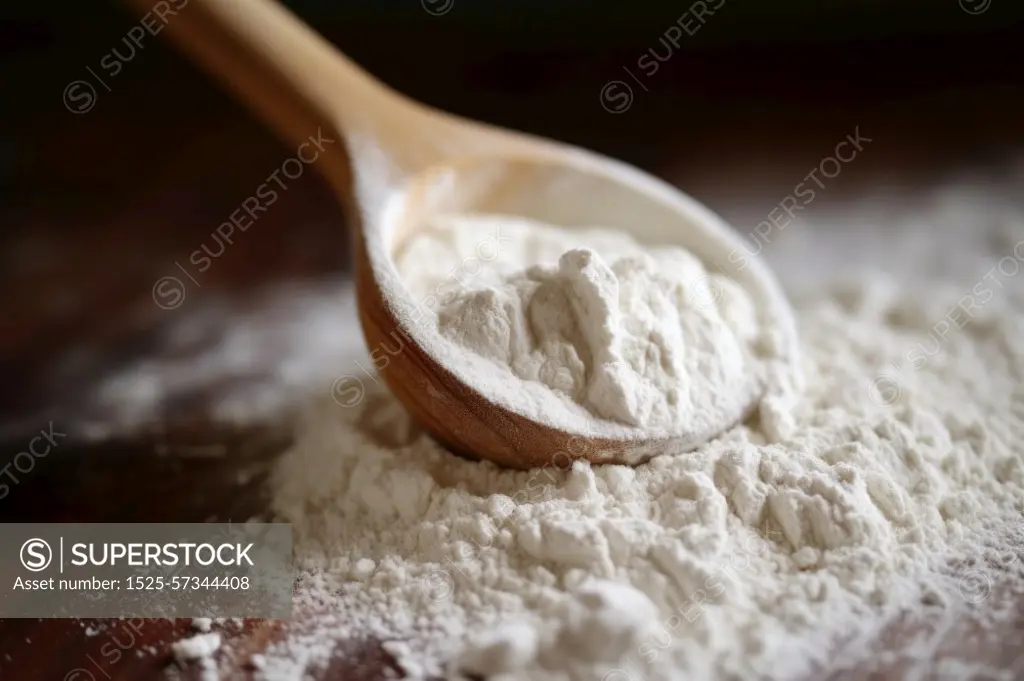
[356, 147, 800, 453]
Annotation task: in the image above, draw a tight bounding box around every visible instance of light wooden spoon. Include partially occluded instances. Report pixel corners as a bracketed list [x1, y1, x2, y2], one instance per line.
[134, 0, 801, 469]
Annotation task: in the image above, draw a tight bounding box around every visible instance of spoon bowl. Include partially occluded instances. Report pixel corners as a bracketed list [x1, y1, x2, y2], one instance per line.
[135, 0, 801, 468]
[359, 151, 798, 468]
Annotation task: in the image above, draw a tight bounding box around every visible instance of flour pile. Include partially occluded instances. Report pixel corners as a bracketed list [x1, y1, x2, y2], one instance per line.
[395, 216, 779, 436]
[265, 262, 1024, 679]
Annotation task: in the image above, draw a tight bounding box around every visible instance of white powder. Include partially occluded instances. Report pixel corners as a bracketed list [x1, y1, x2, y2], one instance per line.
[61, 280, 364, 441]
[395, 215, 772, 435]
[172, 631, 222, 680]
[82, 178, 1019, 678]
[173, 632, 221, 660]
[191, 617, 214, 633]
[262, 243, 1024, 679]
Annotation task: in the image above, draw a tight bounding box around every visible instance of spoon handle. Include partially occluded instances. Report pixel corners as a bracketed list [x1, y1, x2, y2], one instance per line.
[123, 0, 396, 150]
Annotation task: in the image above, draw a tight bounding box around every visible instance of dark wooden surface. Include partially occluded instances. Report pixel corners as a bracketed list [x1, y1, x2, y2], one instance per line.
[2, 14, 1024, 679]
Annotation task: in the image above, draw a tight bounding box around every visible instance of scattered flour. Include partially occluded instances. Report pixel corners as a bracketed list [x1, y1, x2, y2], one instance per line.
[395, 216, 774, 434]
[172, 631, 222, 680]
[65, 280, 364, 440]
[191, 617, 214, 633]
[172, 632, 221, 660]
[262, 266, 1024, 679]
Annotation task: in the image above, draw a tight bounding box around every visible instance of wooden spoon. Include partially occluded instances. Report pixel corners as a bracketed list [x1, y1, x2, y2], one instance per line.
[131, 0, 801, 469]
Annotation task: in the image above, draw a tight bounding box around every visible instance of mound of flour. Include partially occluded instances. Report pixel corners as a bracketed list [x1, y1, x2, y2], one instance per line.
[265, 269, 1024, 680]
[394, 215, 774, 433]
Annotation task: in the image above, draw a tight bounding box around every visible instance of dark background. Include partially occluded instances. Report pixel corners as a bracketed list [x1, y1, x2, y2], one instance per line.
[3, 0, 1023, 212]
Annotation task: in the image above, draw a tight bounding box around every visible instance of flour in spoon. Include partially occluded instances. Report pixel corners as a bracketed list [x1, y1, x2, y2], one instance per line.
[395, 215, 773, 433]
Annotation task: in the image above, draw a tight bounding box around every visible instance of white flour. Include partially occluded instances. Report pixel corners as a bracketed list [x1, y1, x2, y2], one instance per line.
[395, 216, 769, 433]
[262, 230, 1024, 679]
[172, 632, 221, 660]
[60, 178, 1024, 679]
[172, 631, 222, 680]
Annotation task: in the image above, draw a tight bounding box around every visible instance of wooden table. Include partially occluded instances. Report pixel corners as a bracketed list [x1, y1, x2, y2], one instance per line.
[2, 18, 1024, 679]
